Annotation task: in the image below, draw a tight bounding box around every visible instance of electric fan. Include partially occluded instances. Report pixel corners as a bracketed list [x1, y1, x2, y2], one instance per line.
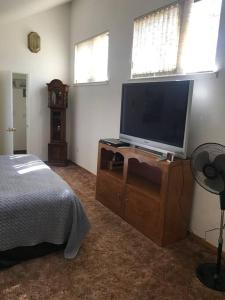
[191, 143, 225, 292]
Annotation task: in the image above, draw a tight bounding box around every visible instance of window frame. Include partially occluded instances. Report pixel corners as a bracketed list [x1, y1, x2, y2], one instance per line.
[73, 31, 110, 85]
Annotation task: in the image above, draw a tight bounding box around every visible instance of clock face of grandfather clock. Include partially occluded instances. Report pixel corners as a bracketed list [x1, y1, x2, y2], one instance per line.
[47, 79, 69, 166]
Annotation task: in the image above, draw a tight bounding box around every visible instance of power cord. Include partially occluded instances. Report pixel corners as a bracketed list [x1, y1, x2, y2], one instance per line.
[204, 226, 225, 241]
[204, 225, 225, 263]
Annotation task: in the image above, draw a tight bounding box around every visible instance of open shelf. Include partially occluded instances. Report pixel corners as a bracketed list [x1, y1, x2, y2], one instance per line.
[99, 168, 123, 181]
[100, 148, 124, 181]
[127, 173, 161, 200]
[126, 158, 162, 200]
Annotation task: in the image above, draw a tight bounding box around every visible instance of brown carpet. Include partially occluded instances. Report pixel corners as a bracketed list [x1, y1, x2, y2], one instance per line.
[0, 163, 224, 300]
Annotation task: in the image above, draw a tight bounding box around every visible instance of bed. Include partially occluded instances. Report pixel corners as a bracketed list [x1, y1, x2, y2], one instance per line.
[0, 154, 90, 264]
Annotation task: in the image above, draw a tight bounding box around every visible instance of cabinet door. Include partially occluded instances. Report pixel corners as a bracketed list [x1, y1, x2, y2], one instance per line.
[96, 173, 123, 216]
[124, 187, 160, 244]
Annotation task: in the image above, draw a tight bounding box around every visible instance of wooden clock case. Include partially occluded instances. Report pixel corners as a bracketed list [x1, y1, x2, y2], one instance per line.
[47, 79, 69, 166]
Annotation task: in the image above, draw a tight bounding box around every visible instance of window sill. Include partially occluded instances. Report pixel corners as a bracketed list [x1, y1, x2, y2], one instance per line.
[72, 80, 109, 87]
[128, 71, 219, 82]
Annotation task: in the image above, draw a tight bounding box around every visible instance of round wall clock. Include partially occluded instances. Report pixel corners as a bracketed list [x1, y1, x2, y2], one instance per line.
[28, 32, 41, 53]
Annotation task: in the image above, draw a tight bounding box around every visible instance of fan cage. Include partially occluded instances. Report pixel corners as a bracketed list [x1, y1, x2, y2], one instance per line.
[191, 143, 225, 195]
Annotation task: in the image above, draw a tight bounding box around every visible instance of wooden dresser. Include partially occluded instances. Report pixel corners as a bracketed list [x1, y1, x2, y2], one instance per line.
[95, 142, 194, 246]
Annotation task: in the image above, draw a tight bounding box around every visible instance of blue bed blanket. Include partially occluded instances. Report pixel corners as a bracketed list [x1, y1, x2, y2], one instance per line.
[0, 154, 90, 258]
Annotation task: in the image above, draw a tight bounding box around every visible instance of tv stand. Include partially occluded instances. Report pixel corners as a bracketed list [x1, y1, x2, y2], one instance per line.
[96, 141, 194, 246]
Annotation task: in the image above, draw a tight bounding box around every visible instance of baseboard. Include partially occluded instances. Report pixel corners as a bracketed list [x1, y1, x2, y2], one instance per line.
[68, 159, 96, 176]
[189, 232, 225, 258]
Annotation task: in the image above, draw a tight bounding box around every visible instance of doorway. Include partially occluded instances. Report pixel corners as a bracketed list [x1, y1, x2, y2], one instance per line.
[12, 73, 27, 154]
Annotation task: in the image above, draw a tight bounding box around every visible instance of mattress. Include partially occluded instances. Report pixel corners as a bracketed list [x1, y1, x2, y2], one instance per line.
[0, 154, 90, 259]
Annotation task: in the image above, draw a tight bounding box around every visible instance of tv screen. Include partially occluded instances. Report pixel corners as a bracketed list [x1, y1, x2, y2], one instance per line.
[120, 81, 193, 157]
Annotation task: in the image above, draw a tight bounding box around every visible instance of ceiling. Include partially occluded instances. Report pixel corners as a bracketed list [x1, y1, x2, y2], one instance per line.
[0, 0, 71, 24]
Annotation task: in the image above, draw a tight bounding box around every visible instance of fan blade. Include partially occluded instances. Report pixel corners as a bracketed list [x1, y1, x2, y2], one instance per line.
[194, 151, 210, 172]
[214, 154, 225, 174]
[204, 176, 224, 194]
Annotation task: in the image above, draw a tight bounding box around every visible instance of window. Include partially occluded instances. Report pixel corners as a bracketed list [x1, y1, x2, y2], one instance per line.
[179, 0, 222, 73]
[131, 3, 180, 78]
[74, 32, 109, 84]
[131, 0, 222, 78]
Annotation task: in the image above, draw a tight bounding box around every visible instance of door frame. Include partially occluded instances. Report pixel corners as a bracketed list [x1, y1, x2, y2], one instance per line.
[0, 70, 13, 154]
[12, 71, 30, 154]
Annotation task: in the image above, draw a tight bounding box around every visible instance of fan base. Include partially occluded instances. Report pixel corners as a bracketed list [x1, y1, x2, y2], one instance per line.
[196, 263, 225, 292]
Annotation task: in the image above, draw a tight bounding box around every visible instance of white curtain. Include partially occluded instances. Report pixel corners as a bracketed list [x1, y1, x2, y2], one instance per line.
[176, 0, 193, 73]
[131, 0, 222, 78]
[178, 0, 222, 73]
[74, 32, 109, 83]
[131, 3, 180, 78]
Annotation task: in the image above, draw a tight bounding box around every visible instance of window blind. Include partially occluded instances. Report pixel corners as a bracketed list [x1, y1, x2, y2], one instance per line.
[74, 32, 109, 84]
[131, 0, 222, 78]
[131, 3, 180, 78]
[179, 0, 222, 73]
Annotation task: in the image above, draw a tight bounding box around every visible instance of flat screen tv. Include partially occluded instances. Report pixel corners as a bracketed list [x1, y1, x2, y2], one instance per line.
[120, 80, 193, 158]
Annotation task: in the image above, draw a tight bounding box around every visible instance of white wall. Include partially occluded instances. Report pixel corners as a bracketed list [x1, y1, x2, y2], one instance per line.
[70, 0, 225, 246]
[0, 3, 70, 160]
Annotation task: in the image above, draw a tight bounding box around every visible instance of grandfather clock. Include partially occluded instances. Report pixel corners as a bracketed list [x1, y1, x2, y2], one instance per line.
[47, 79, 69, 166]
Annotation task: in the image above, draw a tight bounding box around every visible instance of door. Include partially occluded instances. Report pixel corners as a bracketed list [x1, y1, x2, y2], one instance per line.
[13, 73, 27, 154]
[0, 71, 13, 155]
